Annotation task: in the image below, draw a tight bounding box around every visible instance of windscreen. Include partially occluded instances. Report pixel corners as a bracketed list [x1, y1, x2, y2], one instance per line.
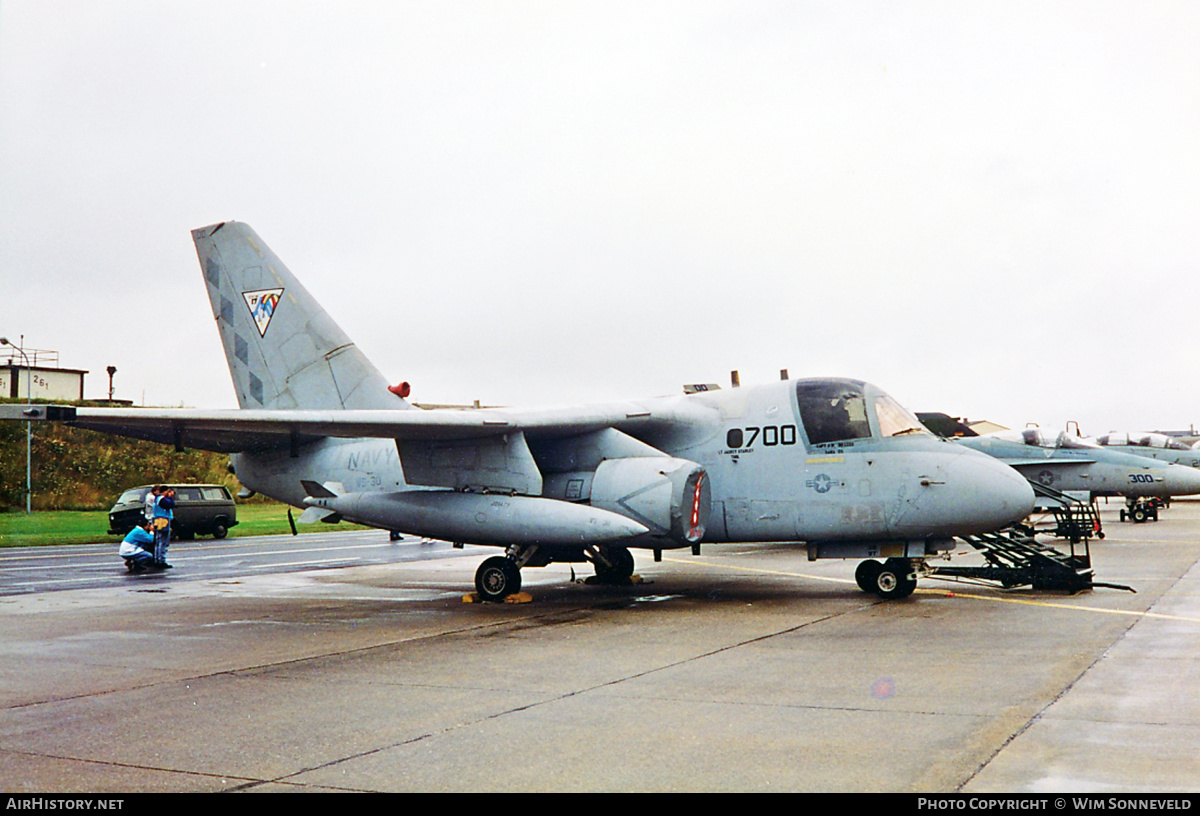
[796, 381, 873, 444]
[874, 394, 929, 438]
[117, 488, 146, 505]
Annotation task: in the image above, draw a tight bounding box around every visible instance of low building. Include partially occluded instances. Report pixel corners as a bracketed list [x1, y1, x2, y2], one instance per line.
[0, 348, 86, 401]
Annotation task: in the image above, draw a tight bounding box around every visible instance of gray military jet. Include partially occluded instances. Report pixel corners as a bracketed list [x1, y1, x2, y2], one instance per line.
[955, 427, 1200, 501]
[6, 222, 1037, 601]
[1064, 428, 1200, 521]
[1090, 430, 1200, 469]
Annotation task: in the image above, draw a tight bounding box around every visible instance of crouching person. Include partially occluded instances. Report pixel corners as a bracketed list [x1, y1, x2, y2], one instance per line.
[120, 521, 158, 573]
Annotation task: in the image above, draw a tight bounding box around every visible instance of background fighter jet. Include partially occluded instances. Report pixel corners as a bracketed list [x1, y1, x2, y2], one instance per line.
[955, 427, 1200, 502]
[4, 222, 1036, 601]
[1089, 430, 1200, 469]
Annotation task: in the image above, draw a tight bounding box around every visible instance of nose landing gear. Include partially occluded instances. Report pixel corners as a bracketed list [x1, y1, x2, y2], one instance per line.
[855, 558, 918, 600]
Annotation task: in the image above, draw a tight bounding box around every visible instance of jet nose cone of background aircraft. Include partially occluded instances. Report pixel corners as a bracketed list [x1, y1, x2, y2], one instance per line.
[1161, 463, 1200, 498]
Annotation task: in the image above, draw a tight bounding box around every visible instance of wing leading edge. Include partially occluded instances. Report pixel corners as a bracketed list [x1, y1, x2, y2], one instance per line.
[0, 399, 716, 455]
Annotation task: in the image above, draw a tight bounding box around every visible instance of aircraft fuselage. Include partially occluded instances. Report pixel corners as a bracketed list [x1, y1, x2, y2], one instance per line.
[235, 379, 1034, 554]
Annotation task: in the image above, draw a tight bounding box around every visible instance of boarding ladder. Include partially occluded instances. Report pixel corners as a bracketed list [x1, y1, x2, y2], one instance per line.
[929, 482, 1131, 594]
[935, 528, 1099, 593]
[1026, 481, 1105, 543]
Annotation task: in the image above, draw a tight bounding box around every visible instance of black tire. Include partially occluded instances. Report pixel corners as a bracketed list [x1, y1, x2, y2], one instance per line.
[873, 558, 917, 600]
[212, 522, 228, 539]
[1131, 506, 1147, 523]
[855, 560, 882, 592]
[475, 556, 521, 602]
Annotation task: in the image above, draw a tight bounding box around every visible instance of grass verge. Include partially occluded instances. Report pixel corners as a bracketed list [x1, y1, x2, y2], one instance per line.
[0, 502, 369, 548]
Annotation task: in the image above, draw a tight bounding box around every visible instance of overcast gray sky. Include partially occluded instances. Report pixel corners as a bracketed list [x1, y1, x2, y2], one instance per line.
[2, 1, 1197, 436]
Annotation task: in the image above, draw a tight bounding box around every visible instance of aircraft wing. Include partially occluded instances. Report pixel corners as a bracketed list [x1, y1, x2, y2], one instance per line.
[0, 400, 713, 455]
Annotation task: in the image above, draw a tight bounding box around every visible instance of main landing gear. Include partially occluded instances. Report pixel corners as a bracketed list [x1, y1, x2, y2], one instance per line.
[587, 545, 635, 584]
[471, 544, 638, 602]
[474, 555, 523, 602]
[855, 558, 918, 600]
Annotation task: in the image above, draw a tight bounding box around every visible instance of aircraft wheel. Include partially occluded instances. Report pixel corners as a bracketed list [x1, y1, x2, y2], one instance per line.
[1131, 506, 1148, 523]
[855, 560, 882, 592]
[475, 556, 521, 602]
[594, 547, 635, 583]
[872, 559, 917, 600]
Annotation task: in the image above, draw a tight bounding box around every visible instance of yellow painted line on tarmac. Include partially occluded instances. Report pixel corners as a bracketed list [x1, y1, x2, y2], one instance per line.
[662, 555, 855, 586]
[916, 589, 1200, 624]
[662, 555, 1200, 625]
[1099, 538, 1200, 545]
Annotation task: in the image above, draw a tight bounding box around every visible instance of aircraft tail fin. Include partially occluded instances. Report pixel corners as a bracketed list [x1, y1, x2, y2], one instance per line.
[192, 222, 408, 411]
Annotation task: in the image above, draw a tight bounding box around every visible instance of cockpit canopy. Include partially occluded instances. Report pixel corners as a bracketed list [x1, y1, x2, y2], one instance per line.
[793, 379, 929, 445]
[1097, 431, 1190, 451]
[988, 427, 1050, 447]
[986, 427, 1097, 449]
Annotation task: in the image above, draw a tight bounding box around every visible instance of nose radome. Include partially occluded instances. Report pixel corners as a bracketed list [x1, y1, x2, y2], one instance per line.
[890, 447, 1035, 537]
[1162, 464, 1200, 497]
[945, 448, 1036, 534]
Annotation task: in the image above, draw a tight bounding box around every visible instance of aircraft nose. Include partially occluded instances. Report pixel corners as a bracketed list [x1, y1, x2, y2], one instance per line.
[1161, 464, 1200, 497]
[951, 449, 1036, 533]
[899, 446, 1035, 536]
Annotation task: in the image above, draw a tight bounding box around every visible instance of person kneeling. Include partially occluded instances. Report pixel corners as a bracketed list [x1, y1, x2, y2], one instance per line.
[120, 522, 159, 573]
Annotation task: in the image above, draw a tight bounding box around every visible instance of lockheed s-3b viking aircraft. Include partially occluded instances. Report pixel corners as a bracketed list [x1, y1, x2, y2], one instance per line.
[7, 222, 1038, 601]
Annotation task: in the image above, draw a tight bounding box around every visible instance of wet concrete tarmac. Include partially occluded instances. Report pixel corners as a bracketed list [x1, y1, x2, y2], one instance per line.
[1, 499, 1197, 792]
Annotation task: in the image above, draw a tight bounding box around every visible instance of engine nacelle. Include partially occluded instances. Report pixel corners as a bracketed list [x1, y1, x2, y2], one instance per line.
[589, 457, 710, 547]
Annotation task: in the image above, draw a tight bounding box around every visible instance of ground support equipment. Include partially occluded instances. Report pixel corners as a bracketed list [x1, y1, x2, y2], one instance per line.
[930, 526, 1133, 594]
[1026, 482, 1105, 541]
[1120, 497, 1166, 523]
